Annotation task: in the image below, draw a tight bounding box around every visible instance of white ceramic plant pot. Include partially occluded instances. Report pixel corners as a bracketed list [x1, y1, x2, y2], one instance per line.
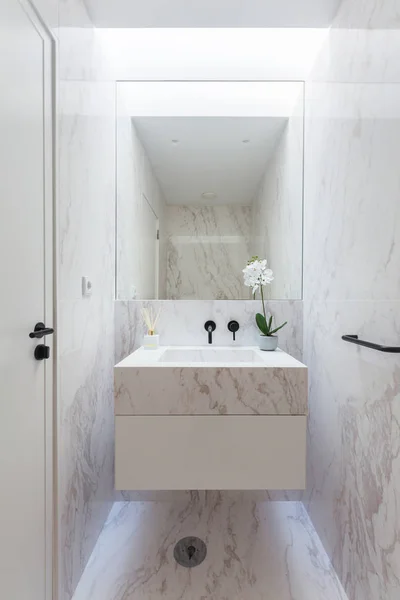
[259, 335, 278, 351]
[143, 334, 160, 349]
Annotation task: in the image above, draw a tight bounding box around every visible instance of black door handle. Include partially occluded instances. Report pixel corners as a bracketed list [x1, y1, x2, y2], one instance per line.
[29, 322, 54, 339]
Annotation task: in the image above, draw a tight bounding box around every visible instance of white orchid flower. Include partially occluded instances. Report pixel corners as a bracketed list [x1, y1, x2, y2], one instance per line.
[242, 258, 274, 295]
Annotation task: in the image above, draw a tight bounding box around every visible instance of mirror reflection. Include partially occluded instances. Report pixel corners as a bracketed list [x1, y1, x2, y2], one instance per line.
[116, 82, 304, 300]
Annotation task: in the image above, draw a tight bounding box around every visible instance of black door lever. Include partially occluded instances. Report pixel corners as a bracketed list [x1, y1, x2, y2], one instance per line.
[29, 322, 55, 339]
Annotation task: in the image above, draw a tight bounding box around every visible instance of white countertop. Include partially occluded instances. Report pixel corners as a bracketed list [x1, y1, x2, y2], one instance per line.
[115, 345, 306, 369]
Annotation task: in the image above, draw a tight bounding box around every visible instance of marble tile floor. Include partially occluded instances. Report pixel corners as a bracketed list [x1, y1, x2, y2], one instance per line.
[72, 496, 348, 600]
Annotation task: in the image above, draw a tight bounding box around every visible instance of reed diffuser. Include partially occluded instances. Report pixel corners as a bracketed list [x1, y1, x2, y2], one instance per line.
[141, 306, 161, 349]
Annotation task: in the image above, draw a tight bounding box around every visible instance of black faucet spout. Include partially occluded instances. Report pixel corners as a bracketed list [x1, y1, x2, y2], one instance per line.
[204, 320, 216, 344]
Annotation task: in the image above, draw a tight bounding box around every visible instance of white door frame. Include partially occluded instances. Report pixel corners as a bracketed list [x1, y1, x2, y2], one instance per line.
[142, 193, 160, 299]
[17, 1, 57, 598]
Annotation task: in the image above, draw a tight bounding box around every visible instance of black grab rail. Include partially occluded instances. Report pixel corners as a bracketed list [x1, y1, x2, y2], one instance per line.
[342, 334, 400, 353]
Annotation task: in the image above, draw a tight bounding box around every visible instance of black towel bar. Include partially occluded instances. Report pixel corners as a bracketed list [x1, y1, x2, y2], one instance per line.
[342, 334, 400, 353]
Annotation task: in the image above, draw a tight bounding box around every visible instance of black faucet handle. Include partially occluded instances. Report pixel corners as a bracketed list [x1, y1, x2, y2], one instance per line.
[228, 320, 240, 341]
[204, 320, 216, 344]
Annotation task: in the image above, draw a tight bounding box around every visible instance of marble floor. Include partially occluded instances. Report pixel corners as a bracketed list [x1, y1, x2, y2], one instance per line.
[72, 495, 348, 600]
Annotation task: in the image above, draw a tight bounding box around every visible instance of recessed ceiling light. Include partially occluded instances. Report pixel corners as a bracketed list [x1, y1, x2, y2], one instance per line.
[201, 192, 217, 200]
[242, 139, 250, 144]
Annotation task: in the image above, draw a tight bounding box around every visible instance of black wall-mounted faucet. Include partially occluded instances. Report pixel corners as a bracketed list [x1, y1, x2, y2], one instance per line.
[228, 320, 240, 341]
[204, 320, 216, 344]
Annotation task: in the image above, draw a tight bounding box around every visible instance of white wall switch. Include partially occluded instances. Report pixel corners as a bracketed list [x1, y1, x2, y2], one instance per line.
[82, 276, 93, 297]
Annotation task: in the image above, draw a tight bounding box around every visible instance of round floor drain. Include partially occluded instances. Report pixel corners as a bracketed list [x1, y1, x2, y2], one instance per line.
[174, 536, 207, 568]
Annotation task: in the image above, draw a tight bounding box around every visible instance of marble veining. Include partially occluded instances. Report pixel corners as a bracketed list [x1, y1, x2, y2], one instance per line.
[114, 300, 303, 363]
[117, 115, 167, 300]
[303, 1, 400, 599]
[166, 205, 252, 300]
[303, 300, 400, 600]
[115, 346, 308, 416]
[72, 498, 348, 600]
[251, 93, 303, 301]
[57, 2, 116, 598]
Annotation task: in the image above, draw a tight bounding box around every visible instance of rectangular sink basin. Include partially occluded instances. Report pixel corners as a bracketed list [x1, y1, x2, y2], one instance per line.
[115, 346, 308, 416]
[159, 347, 264, 364]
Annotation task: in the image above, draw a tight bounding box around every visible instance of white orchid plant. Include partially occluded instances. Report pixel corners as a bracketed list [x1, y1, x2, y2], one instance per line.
[242, 257, 287, 337]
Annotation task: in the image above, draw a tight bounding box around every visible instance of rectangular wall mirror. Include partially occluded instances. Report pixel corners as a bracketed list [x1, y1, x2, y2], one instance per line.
[116, 81, 304, 300]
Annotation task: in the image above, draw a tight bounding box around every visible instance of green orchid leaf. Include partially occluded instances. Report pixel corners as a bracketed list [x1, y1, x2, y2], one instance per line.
[256, 313, 269, 335]
[269, 321, 288, 335]
[268, 315, 273, 333]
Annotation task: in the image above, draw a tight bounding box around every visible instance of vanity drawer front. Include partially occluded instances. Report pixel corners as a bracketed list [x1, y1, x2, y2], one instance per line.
[115, 415, 306, 491]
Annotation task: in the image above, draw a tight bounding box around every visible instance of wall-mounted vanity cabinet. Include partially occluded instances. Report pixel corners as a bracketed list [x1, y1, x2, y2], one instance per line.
[114, 346, 308, 490]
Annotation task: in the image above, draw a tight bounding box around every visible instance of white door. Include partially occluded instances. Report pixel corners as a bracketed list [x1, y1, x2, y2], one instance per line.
[0, 1, 54, 599]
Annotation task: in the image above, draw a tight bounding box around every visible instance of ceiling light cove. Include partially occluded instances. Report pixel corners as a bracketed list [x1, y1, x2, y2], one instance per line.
[84, 0, 341, 28]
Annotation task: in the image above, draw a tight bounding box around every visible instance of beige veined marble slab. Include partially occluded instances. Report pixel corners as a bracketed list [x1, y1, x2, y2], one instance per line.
[114, 346, 308, 416]
[71, 500, 348, 600]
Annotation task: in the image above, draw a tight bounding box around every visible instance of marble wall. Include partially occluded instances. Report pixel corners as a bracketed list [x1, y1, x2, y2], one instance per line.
[57, 2, 116, 599]
[251, 93, 304, 300]
[115, 299, 303, 363]
[166, 205, 252, 300]
[303, 1, 400, 599]
[117, 115, 167, 300]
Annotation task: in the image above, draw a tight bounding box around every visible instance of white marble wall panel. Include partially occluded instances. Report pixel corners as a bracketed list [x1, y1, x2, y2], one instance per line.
[251, 94, 304, 300]
[311, 1, 400, 85]
[58, 0, 114, 82]
[304, 300, 400, 600]
[304, 2, 400, 599]
[117, 117, 167, 299]
[57, 2, 116, 598]
[305, 81, 400, 304]
[166, 205, 251, 300]
[115, 300, 303, 363]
